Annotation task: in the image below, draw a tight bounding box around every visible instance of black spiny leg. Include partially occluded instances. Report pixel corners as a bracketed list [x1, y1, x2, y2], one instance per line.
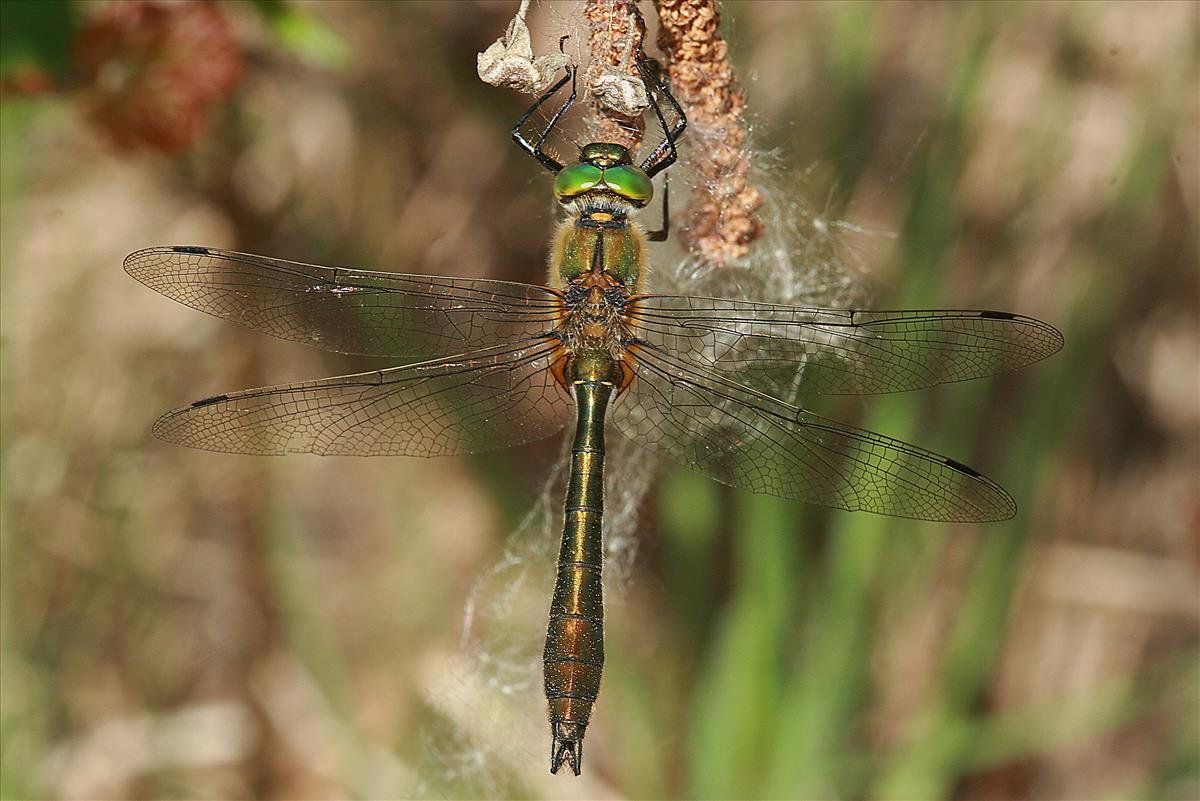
[638, 58, 688, 179]
[645, 174, 670, 242]
[512, 66, 578, 174]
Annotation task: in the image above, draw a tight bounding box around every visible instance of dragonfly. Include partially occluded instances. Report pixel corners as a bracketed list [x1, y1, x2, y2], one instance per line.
[125, 60, 1062, 776]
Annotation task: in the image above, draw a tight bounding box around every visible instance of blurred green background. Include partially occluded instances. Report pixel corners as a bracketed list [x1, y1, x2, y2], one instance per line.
[1, 1, 1197, 799]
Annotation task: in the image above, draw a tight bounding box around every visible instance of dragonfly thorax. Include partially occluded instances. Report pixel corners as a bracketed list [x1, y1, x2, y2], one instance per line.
[552, 201, 645, 291]
[558, 274, 631, 358]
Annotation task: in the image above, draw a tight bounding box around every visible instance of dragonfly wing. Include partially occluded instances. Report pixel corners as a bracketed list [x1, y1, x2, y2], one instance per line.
[125, 246, 564, 358]
[154, 339, 572, 456]
[611, 344, 1016, 522]
[628, 296, 1063, 395]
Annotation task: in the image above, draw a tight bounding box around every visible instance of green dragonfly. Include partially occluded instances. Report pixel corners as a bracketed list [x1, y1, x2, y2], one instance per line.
[125, 62, 1062, 776]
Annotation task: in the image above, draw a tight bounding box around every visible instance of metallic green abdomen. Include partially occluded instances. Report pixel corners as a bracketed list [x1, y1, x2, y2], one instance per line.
[543, 359, 615, 775]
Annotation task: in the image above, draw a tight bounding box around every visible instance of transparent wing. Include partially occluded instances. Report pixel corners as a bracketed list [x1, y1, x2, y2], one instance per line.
[611, 344, 1016, 522]
[153, 339, 572, 456]
[628, 295, 1063, 395]
[125, 246, 564, 358]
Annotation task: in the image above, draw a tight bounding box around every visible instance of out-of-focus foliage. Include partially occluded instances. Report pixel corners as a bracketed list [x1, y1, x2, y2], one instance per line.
[0, 0, 77, 90]
[0, 0, 343, 150]
[255, 0, 350, 69]
[1, 2, 1196, 800]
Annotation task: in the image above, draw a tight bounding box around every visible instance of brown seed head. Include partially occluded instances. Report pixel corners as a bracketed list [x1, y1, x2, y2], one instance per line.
[655, 0, 763, 265]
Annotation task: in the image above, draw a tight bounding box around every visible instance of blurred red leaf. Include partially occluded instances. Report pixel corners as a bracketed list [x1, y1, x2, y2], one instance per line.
[74, 0, 242, 154]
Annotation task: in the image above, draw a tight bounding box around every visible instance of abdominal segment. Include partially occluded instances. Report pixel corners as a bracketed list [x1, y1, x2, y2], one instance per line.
[544, 550, 604, 728]
[544, 377, 611, 774]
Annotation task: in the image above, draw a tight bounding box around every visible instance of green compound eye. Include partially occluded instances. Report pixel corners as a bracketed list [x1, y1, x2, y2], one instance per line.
[554, 164, 603, 202]
[601, 165, 653, 207]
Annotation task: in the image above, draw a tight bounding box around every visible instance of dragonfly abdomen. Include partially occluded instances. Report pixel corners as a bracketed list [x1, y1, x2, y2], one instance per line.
[544, 356, 615, 775]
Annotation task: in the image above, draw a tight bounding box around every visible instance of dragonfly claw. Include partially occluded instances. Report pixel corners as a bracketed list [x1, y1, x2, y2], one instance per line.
[550, 721, 585, 775]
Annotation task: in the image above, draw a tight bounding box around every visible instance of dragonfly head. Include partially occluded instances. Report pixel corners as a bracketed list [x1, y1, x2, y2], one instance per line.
[554, 143, 653, 208]
[580, 142, 631, 168]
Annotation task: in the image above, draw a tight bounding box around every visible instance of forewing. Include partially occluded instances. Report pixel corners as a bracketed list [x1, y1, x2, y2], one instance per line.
[611, 345, 1016, 522]
[125, 246, 563, 357]
[628, 296, 1063, 396]
[153, 339, 572, 456]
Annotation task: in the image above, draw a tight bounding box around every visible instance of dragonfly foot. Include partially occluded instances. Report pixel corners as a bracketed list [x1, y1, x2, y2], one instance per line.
[549, 721, 585, 775]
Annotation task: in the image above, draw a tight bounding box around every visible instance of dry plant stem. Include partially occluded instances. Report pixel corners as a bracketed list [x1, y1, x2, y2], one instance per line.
[585, 0, 647, 150]
[655, 0, 763, 265]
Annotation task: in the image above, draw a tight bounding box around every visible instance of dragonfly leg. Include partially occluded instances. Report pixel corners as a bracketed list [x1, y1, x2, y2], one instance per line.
[512, 66, 578, 174]
[638, 57, 687, 179]
[644, 173, 671, 242]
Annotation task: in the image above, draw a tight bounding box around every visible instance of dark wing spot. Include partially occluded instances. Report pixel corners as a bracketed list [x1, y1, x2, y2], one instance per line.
[190, 394, 229, 408]
[979, 310, 1016, 320]
[944, 457, 983, 478]
[171, 246, 211, 255]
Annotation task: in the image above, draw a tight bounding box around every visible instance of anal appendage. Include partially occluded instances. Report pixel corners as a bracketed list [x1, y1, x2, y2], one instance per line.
[550, 720, 585, 775]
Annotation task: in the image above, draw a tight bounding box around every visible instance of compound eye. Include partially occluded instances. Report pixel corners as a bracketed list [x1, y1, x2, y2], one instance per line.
[602, 165, 653, 207]
[554, 164, 603, 202]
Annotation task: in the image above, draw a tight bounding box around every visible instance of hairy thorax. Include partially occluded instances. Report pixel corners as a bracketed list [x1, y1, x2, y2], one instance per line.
[559, 274, 631, 358]
[551, 196, 645, 364]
